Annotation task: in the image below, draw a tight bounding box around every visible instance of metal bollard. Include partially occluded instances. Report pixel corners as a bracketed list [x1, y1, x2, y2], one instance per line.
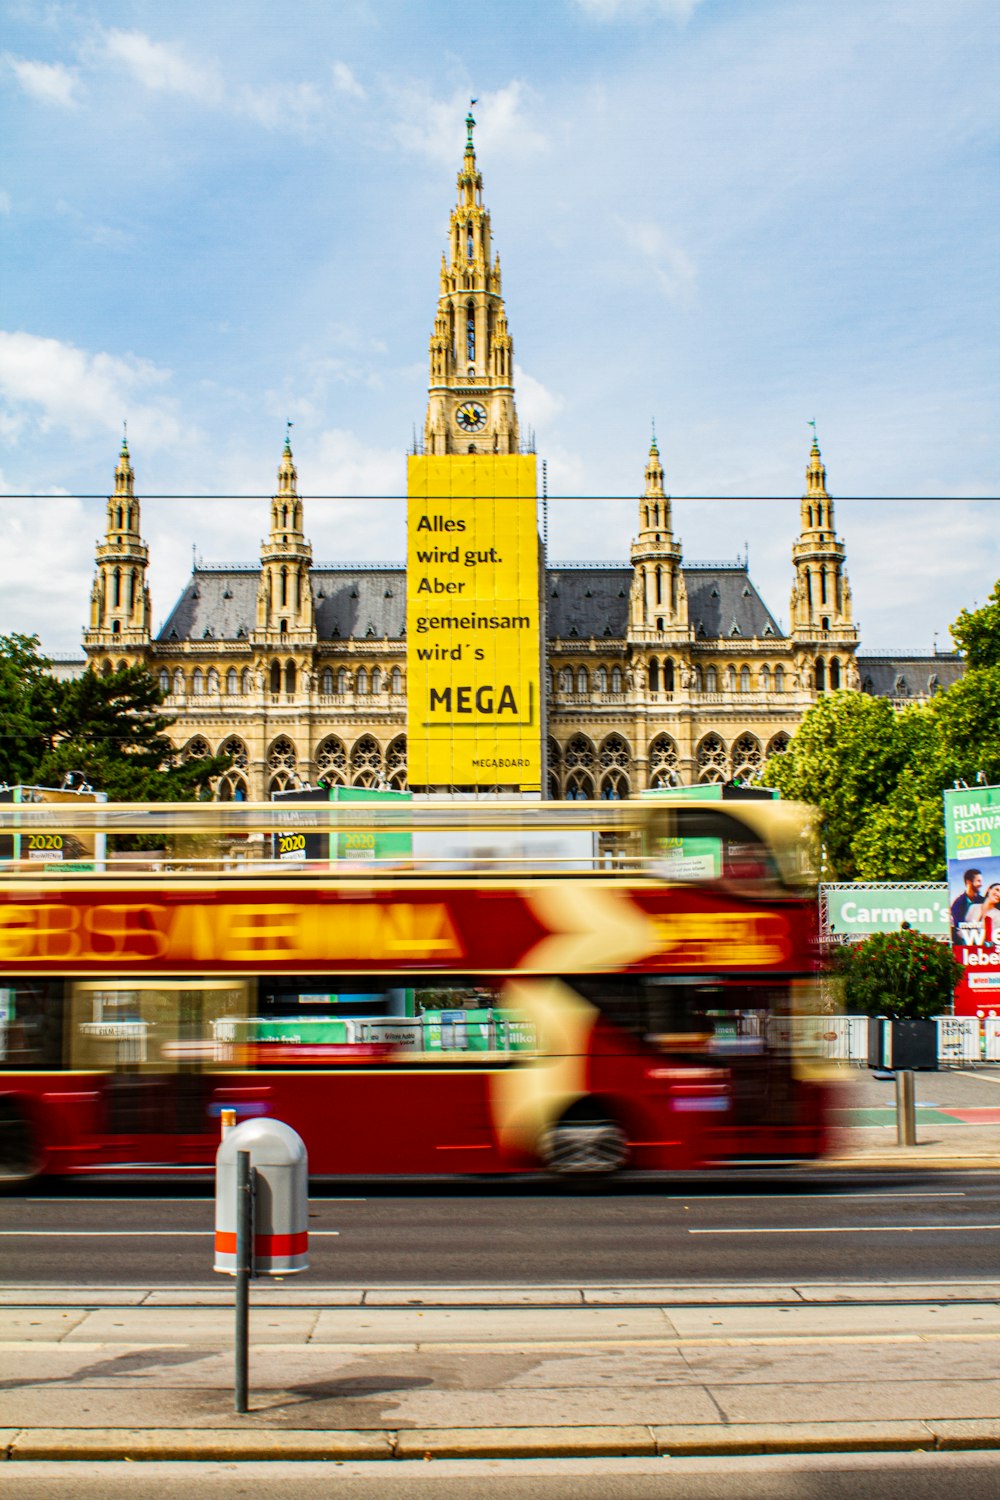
[234, 1149, 254, 1414]
[895, 1070, 917, 1147]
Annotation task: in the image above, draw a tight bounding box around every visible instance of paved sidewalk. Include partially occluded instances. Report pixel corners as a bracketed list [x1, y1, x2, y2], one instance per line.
[2, 1283, 998, 1461]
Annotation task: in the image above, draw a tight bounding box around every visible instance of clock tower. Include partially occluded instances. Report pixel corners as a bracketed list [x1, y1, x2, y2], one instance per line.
[423, 107, 519, 455]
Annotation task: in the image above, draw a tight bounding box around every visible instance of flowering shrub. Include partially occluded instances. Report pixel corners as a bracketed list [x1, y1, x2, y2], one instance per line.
[832, 927, 963, 1019]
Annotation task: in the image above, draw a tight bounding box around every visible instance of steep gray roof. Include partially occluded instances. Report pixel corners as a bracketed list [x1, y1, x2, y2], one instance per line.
[545, 566, 631, 639]
[684, 566, 782, 642]
[157, 567, 407, 644]
[856, 653, 964, 698]
[158, 561, 782, 646]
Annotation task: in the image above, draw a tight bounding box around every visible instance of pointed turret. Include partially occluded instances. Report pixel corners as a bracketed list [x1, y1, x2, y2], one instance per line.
[254, 429, 315, 642]
[424, 106, 519, 455]
[789, 429, 858, 692]
[628, 427, 688, 639]
[84, 429, 152, 657]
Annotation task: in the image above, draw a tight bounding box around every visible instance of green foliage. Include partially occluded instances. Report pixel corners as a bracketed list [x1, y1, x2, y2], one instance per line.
[833, 928, 962, 1019]
[951, 580, 1000, 667]
[763, 580, 1000, 881]
[0, 633, 62, 785]
[0, 638, 227, 801]
[762, 693, 916, 878]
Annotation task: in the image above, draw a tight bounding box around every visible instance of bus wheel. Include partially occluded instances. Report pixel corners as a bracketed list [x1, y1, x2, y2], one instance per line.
[541, 1114, 627, 1177]
[0, 1099, 39, 1190]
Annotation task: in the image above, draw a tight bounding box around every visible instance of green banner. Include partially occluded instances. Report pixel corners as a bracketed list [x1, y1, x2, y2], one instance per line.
[823, 885, 949, 938]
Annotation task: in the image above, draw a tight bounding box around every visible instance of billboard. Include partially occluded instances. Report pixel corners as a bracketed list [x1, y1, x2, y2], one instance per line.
[943, 784, 1000, 1016]
[0, 786, 106, 870]
[406, 454, 542, 790]
[270, 785, 411, 864]
[822, 884, 950, 940]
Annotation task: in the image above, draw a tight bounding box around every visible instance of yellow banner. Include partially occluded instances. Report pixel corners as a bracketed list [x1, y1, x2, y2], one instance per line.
[406, 455, 541, 788]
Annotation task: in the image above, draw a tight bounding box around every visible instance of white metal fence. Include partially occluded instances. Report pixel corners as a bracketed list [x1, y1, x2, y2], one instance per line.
[814, 1013, 999, 1065]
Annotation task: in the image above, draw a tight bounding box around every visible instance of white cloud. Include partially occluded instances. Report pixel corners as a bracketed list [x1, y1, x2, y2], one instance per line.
[332, 61, 365, 100]
[101, 29, 223, 103]
[573, 0, 705, 19]
[0, 331, 184, 447]
[515, 367, 564, 435]
[239, 80, 322, 131]
[616, 218, 698, 302]
[390, 81, 546, 166]
[7, 56, 78, 107]
[0, 190, 11, 214]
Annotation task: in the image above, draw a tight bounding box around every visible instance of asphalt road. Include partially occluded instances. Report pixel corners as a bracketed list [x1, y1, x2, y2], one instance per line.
[4, 1454, 1000, 1499]
[1, 1171, 997, 1283]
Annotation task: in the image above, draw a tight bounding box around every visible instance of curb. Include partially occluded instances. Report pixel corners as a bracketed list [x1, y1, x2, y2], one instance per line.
[823, 1155, 1000, 1170]
[5, 1420, 1000, 1461]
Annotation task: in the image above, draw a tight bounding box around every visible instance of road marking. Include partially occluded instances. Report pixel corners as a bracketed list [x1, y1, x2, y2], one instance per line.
[689, 1224, 1000, 1235]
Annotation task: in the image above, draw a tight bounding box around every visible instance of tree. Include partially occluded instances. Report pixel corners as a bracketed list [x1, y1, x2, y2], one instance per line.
[0, 633, 61, 786]
[0, 637, 227, 801]
[833, 928, 962, 1019]
[951, 580, 1000, 668]
[761, 692, 916, 879]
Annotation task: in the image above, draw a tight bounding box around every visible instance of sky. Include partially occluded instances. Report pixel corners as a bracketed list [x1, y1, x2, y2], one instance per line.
[2, 0, 998, 656]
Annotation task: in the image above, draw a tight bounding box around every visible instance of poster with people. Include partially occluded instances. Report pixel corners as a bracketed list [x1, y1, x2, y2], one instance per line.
[943, 784, 1000, 1017]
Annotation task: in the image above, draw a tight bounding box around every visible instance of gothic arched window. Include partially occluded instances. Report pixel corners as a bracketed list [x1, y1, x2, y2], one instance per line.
[371, 667, 382, 694]
[267, 736, 297, 795]
[466, 303, 476, 363]
[576, 667, 588, 694]
[829, 657, 841, 690]
[774, 665, 785, 692]
[270, 660, 281, 695]
[391, 667, 403, 694]
[740, 666, 750, 693]
[815, 657, 826, 692]
[664, 657, 675, 691]
[337, 668, 349, 694]
[321, 667, 334, 695]
[226, 668, 238, 695]
[350, 734, 383, 787]
[648, 734, 679, 789]
[697, 733, 729, 784]
[159, 669, 170, 696]
[316, 736, 348, 786]
[386, 734, 407, 790]
[610, 666, 623, 693]
[649, 658, 660, 692]
[192, 669, 204, 696]
[705, 666, 717, 692]
[356, 667, 369, 695]
[284, 661, 296, 695]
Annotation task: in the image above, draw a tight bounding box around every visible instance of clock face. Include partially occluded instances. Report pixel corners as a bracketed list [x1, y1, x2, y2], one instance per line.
[455, 401, 488, 433]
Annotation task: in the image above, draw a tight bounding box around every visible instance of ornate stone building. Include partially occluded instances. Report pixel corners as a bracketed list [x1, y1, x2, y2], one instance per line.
[81, 122, 962, 801]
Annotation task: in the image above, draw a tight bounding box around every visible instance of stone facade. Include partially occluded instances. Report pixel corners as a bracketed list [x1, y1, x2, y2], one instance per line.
[81, 120, 962, 801]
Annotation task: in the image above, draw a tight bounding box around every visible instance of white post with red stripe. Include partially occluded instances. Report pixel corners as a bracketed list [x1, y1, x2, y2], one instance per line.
[214, 1117, 309, 1275]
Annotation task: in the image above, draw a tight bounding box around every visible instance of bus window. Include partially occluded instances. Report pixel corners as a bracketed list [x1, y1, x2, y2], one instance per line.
[0, 980, 66, 1069]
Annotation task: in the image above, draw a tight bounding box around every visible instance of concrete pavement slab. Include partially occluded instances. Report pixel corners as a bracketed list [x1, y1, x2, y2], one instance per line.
[0, 1290, 147, 1307]
[362, 1287, 584, 1306]
[0, 1311, 88, 1341]
[62, 1308, 320, 1344]
[8, 1428, 394, 1460]
[929, 1419, 1000, 1449]
[581, 1284, 802, 1304]
[393, 1424, 658, 1459]
[142, 1288, 365, 1307]
[666, 1301, 1000, 1338]
[650, 1420, 934, 1455]
[676, 1337, 1000, 1386]
[709, 1378, 1000, 1424]
[795, 1281, 1000, 1302]
[310, 1305, 673, 1343]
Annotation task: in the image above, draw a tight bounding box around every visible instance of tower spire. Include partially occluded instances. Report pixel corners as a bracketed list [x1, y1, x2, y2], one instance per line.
[790, 431, 857, 661]
[423, 108, 518, 456]
[84, 433, 151, 656]
[254, 430, 315, 642]
[628, 429, 687, 639]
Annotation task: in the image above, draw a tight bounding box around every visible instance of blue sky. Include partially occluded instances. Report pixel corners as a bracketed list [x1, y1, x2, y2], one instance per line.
[1, 0, 997, 654]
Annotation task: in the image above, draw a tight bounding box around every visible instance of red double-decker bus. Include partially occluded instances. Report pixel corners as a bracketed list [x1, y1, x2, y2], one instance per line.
[0, 798, 828, 1184]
